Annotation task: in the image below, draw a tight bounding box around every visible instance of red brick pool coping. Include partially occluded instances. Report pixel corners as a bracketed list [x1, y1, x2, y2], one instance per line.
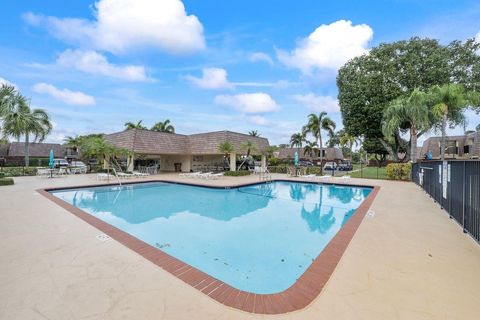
[38, 180, 379, 314]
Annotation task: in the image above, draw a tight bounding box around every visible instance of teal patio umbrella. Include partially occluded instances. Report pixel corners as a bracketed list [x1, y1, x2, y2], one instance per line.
[49, 150, 54, 168]
[294, 151, 299, 167]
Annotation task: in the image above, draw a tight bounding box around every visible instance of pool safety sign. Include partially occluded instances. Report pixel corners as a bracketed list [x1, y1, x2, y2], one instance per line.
[442, 161, 448, 199]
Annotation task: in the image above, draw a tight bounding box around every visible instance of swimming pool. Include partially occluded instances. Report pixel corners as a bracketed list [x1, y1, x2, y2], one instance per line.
[50, 180, 371, 295]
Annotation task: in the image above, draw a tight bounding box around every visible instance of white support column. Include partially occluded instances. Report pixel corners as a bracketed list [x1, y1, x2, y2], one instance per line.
[127, 155, 134, 172]
[261, 155, 267, 170]
[229, 152, 236, 171]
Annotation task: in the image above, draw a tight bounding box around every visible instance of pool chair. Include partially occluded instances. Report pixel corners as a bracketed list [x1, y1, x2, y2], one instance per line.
[180, 171, 202, 178]
[198, 172, 214, 179]
[117, 172, 134, 179]
[132, 171, 149, 178]
[319, 175, 332, 182]
[208, 172, 224, 180]
[96, 173, 115, 180]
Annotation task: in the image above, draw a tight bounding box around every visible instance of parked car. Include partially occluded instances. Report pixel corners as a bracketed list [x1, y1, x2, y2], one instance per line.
[299, 160, 314, 167]
[323, 162, 337, 171]
[70, 161, 88, 173]
[338, 161, 353, 171]
[53, 158, 69, 168]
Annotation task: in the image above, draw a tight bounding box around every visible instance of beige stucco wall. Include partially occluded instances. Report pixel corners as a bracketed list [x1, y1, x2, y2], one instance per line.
[160, 155, 192, 172]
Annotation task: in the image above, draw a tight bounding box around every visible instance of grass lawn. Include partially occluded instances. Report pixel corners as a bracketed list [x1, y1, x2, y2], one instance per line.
[350, 164, 388, 179]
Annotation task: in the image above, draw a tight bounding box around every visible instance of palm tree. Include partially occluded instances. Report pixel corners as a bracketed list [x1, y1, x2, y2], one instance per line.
[80, 135, 130, 169]
[64, 135, 83, 152]
[151, 119, 175, 133]
[0, 88, 52, 167]
[248, 130, 260, 137]
[339, 132, 360, 161]
[290, 132, 305, 151]
[218, 141, 235, 168]
[238, 140, 258, 170]
[428, 84, 470, 160]
[124, 120, 146, 130]
[303, 140, 319, 158]
[382, 89, 432, 162]
[303, 112, 336, 172]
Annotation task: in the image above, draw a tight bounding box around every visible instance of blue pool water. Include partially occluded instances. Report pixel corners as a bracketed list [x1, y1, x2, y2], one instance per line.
[51, 181, 371, 294]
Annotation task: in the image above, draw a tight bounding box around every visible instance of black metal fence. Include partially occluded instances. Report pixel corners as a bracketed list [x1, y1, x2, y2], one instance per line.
[412, 160, 480, 243]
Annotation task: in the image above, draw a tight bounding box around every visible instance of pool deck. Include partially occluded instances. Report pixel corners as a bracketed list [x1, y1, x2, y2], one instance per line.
[1, 173, 480, 319]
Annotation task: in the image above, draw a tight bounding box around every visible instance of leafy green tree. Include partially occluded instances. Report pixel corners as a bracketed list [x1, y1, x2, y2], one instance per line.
[0, 86, 52, 166]
[79, 136, 130, 169]
[124, 120, 146, 130]
[303, 112, 336, 173]
[339, 132, 360, 162]
[248, 130, 260, 137]
[303, 140, 319, 158]
[337, 37, 480, 162]
[382, 89, 432, 162]
[151, 119, 175, 133]
[238, 141, 258, 170]
[476, 124, 480, 132]
[290, 132, 305, 152]
[428, 84, 470, 160]
[218, 141, 235, 167]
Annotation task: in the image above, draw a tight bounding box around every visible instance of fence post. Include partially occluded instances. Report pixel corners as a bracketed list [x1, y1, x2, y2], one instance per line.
[462, 161, 467, 233]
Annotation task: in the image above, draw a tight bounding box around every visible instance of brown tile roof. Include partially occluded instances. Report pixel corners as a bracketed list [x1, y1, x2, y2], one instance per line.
[276, 147, 344, 160]
[105, 129, 269, 155]
[7, 142, 65, 157]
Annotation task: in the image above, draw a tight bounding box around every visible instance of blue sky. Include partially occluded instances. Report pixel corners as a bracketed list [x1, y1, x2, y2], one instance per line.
[1, 0, 480, 145]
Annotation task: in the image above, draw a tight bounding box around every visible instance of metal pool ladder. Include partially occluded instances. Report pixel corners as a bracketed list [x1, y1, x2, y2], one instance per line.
[111, 168, 122, 186]
[260, 168, 272, 183]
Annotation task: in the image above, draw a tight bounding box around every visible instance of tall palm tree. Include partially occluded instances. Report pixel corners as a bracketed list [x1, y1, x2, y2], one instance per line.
[339, 132, 360, 161]
[303, 112, 336, 172]
[151, 119, 175, 133]
[303, 140, 319, 158]
[124, 120, 146, 130]
[0, 89, 52, 167]
[428, 84, 469, 160]
[290, 132, 305, 151]
[64, 135, 84, 152]
[238, 140, 258, 170]
[80, 135, 130, 169]
[382, 88, 432, 162]
[248, 130, 260, 137]
[218, 141, 235, 168]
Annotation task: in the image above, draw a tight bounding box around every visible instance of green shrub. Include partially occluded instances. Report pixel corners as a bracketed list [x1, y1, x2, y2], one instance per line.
[386, 163, 412, 180]
[268, 165, 288, 173]
[0, 167, 37, 177]
[0, 178, 14, 186]
[224, 171, 251, 176]
[0, 173, 4, 179]
[268, 157, 280, 166]
[306, 167, 322, 175]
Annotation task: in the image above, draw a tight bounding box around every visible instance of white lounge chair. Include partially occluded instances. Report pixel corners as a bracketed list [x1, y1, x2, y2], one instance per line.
[299, 174, 317, 180]
[198, 172, 214, 179]
[180, 171, 202, 178]
[96, 173, 115, 180]
[132, 171, 149, 178]
[117, 172, 134, 179]
[209, 172, 224, 180]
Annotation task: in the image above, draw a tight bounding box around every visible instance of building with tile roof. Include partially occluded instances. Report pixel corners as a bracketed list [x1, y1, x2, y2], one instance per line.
[419, 131, 480, 159]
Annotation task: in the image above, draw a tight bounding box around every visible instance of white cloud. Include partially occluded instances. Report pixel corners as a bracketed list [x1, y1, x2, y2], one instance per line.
[249, 52, 274, 65]
[184, 68, 234, 89]
[32, 83, 96, 106]
[23, 0, 205, 55]
[292, 93, 340, 113]
[214, 93, 279, 114]
[57, 49, 148, 81]
[277, 20, 373, 74]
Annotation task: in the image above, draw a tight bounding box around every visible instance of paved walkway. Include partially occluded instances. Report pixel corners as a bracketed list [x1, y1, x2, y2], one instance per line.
[1, 174, 479, 320]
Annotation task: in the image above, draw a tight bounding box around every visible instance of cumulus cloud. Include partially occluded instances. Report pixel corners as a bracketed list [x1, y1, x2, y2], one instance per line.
[249, 52, 274, 65]
[33, 83, 96, 106]
[292, 93, 340, 113]
[214, 93, 279, 114]
[57, 49, 148, 81]
[23, 0, 205, 55]
[184, 68, 234, 89]
[277, 20, 373, 74]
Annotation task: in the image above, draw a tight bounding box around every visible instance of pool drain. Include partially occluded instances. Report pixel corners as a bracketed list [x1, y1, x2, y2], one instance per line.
[96, 234, 111, 242]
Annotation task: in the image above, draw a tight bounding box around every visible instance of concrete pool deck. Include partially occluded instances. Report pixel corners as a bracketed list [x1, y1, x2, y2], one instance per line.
[1, 174, 479, 319]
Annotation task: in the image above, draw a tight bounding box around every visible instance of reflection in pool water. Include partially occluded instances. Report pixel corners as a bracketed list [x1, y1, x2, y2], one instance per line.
[52, 181, 371, 294]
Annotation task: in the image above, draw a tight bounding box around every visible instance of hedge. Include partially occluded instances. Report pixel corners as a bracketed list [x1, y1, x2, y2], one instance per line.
[224, 171, 251, 176]
[0, 178, 14, 186]
[0, 167, 37, 177]
[0, 173, 4, 179]
[385, 163, 412, 180]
